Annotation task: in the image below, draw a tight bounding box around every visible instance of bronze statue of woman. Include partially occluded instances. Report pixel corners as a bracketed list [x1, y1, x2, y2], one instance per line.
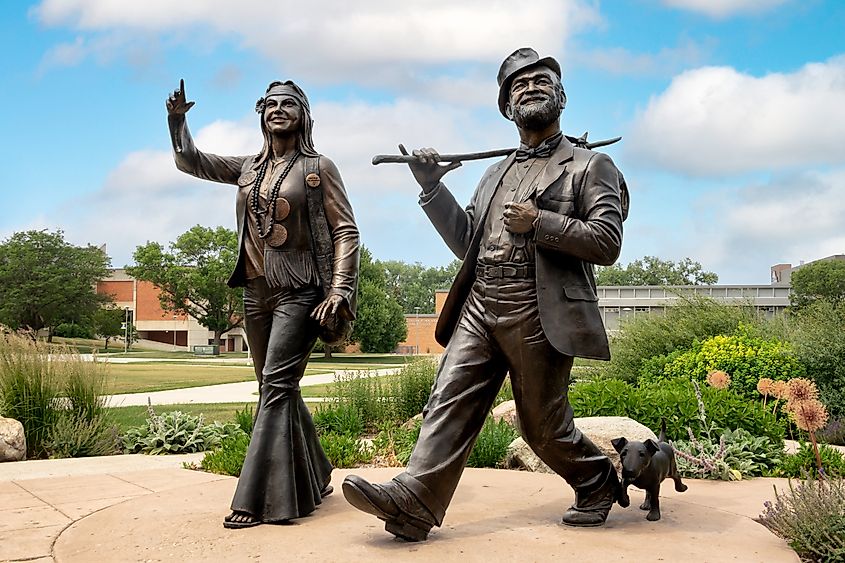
[166, 79, 359, 529]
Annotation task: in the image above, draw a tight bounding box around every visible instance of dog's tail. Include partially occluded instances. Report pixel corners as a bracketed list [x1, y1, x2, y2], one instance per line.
[659, 418, 667, 442]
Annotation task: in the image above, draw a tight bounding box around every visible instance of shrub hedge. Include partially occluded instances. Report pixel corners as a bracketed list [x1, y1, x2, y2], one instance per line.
[569, 377, 784, 442]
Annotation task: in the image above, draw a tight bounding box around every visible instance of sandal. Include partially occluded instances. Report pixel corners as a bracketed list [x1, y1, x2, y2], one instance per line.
[223, 511, 261, 529]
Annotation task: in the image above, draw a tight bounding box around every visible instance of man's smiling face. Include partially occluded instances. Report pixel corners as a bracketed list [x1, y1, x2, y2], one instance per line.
[507, 66, 564, 131]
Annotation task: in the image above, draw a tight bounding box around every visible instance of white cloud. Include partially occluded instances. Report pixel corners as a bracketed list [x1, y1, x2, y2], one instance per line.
[660, 0, 789, 18]
[626, 57, 845, 176]
[33, 0, 599, 85]
[684, 169, 845, 282]
[47, 98, 516, 267]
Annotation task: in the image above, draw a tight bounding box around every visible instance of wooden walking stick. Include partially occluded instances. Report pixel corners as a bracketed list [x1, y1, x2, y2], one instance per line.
[371, 133, 621, 165]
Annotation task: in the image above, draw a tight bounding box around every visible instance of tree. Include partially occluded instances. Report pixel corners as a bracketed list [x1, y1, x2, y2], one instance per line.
[789, 300, 845, 417]
[351, 247, 407, 352]
[127, 225, 243, 345]
[382, 259, 461, 313]
[789, 258, 845, 311]
[0, 230, 111, 339]
[596, 256, 718, 286]
[91, 306, 124, 350]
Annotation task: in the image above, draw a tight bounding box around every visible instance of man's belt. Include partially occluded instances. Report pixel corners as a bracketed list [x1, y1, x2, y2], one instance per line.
[475, 263, 535, 279]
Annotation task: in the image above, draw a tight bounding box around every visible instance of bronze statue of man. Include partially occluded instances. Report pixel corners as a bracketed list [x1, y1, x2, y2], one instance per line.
[343, 48, 625, 540]
[166, 79, 359, 529]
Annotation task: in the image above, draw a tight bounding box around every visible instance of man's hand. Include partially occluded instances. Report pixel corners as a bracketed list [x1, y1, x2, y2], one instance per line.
[166, 79, 195, 116]
[311, 294, 345, 326]
[503, 201, 539, 234]
[399, 145, 461, 193]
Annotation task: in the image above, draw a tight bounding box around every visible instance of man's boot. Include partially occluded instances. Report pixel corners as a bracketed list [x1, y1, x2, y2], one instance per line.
[342, 475, 438, 541]
[561, 469, 622, 527]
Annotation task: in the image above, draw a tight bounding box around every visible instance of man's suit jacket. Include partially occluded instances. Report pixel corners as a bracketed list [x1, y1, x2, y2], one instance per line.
[419, 136, 624, 360]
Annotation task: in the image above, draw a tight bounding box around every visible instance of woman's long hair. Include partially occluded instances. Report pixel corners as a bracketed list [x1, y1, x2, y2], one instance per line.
[253, 80, 319, 168]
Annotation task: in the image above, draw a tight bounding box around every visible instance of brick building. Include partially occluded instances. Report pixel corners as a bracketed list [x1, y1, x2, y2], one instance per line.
[96, 269, 246, 352]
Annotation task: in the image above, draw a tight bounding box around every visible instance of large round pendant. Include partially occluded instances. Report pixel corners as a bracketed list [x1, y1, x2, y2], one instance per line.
[274, 197, 291, 221]
[266, 224, 288, 248]
[238, 170, 257, 187]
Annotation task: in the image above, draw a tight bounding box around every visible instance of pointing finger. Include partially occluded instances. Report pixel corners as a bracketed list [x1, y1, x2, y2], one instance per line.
[179, 78, 186, 97]
[398, 144, 409, 156]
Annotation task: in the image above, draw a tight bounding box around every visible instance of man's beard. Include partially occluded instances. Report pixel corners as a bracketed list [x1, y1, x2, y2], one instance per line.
[512, 96, 562, 130]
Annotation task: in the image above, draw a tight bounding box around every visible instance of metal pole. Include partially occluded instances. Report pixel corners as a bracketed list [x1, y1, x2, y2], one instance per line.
[124, 307, 129, 353]
[414, 306, 420, 355]
[173, 315, 177, 351]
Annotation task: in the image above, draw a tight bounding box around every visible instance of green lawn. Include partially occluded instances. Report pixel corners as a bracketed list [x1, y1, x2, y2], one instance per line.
[104, 357, 409, 395]
[107, 401, 324, 432]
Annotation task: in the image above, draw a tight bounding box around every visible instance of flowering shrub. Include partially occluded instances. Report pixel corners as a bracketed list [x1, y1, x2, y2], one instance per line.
[641, 328, 805, 398]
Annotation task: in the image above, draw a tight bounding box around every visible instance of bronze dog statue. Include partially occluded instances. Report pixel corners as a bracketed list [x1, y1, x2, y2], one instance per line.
[611, 421, 687, 521]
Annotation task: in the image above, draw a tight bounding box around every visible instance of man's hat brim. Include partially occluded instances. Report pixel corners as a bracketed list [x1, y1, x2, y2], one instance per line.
[497, 55, 561, 118]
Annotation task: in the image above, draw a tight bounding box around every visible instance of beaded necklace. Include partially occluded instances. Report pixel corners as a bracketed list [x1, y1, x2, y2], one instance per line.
[249, 151, 300, 242]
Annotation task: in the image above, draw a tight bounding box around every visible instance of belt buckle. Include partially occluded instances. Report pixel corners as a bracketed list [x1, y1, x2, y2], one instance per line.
[489, 265, 502, 278]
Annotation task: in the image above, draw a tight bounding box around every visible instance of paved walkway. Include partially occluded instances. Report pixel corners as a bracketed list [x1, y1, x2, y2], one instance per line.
[0, 455, 798, 563]
[105, 367, 402, 407]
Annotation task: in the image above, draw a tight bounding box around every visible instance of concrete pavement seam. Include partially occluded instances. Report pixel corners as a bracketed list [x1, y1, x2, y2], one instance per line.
[11, 481, 73, 521]
[107, 473, 158, 494]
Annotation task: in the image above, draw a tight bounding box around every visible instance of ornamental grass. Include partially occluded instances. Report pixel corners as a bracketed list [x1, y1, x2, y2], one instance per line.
[0, 332, 114, 458]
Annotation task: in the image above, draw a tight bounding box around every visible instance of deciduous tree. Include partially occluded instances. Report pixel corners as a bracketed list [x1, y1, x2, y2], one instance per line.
[91, 306, 124, 350]
[127, 225, 243, 345]
[0, 230, 110, 339]
[789, 258, 845, 311]
[351, 247, 407, 352]
[596, 256, 718, 286]
[381, 259, 461, 313]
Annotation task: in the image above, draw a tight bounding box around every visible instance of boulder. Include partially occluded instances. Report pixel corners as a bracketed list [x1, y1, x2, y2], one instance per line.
[506, 437, 555, 473]
[506, 416, 657, 474]
[491, 400, 519, 427]
[0, 417, 26, 462]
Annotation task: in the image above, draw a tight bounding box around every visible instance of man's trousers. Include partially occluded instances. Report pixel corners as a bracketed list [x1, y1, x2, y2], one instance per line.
[395, 275, 616, 524]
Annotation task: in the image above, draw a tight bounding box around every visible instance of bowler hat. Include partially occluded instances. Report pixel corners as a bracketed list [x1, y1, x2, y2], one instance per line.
[497, 47, 561, 118]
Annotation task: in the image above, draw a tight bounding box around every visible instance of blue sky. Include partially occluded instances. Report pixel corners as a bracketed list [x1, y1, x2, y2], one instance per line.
[1, 0, 843, 283]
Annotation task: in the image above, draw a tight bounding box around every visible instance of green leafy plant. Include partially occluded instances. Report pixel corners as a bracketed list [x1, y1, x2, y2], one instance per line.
[233, 403, 255, 436]
[319, 432, 372, 468]
[200, 433, 250, 477]
[466, 417, 518, 468]
[313, 403, 364, 437]
[53, 323, 93, 339]
[331, 370, 388, 430]
[674, 428, 783, 480]
[758, 476, 845, 562]
[372, 420, 422, 466]
[777, 441, 845, 479]
[569, 377, 784, 442]
[387, 358, 436, 422]
[122, 404, 244, 455]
